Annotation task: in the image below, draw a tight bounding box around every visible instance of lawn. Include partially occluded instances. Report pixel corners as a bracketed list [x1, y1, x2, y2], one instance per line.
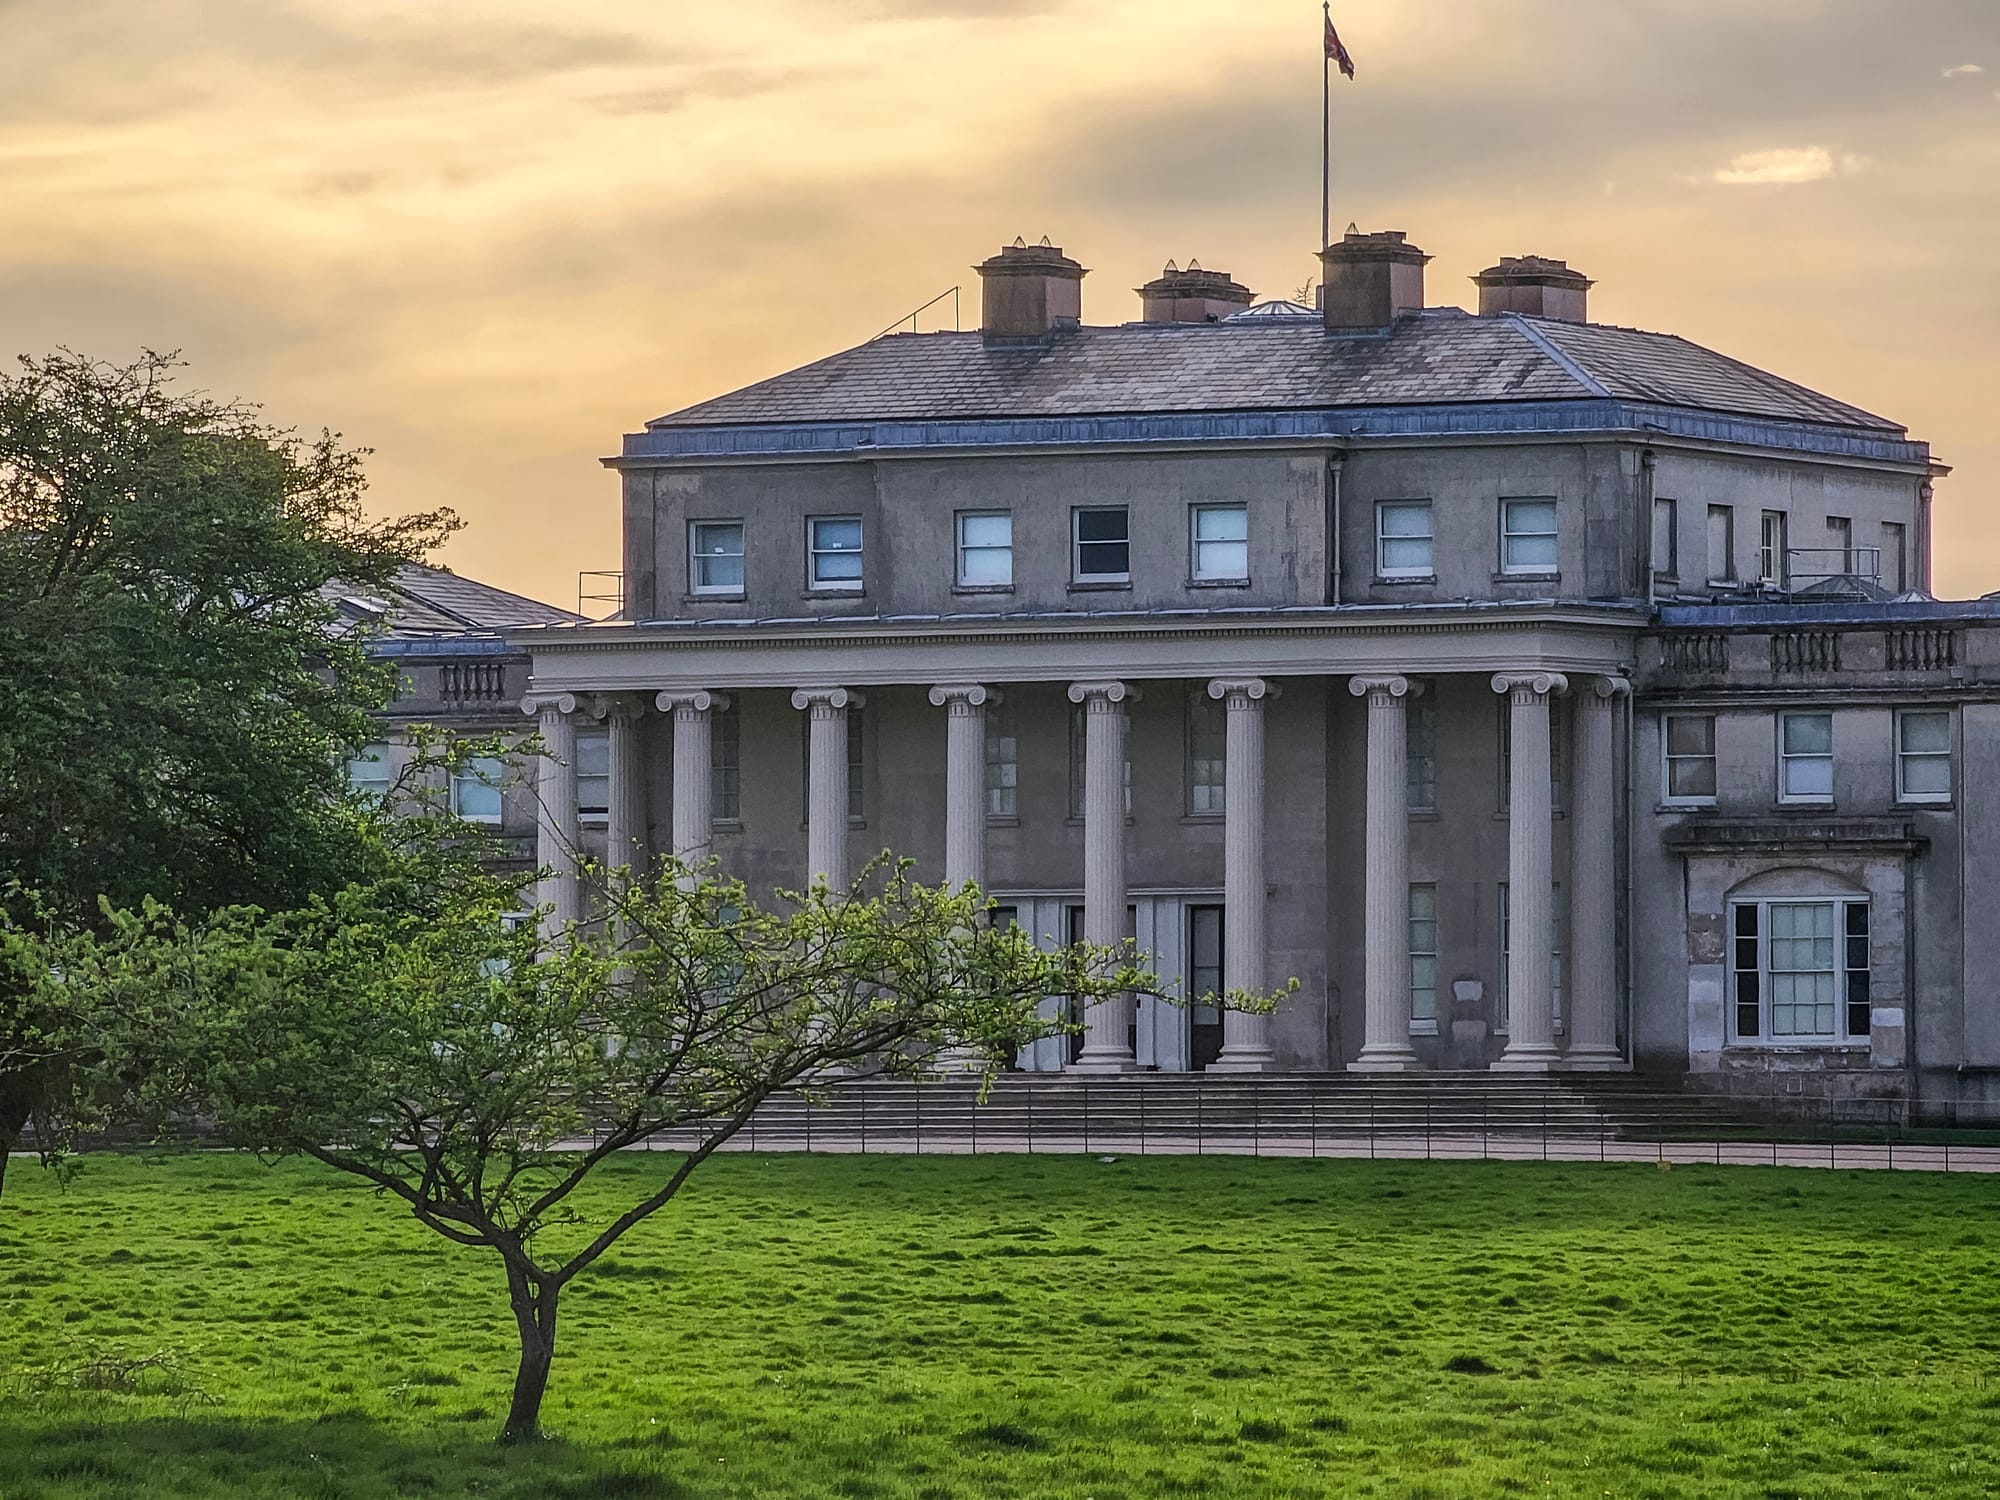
[3, 1153, 1998, 1499]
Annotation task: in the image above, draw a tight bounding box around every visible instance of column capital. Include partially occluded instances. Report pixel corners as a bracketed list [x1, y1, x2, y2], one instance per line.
[522, 692, 580, 718]
[1347, 674, 1423, 701]
[1583, 674, 1633, 703]
[590, 693, 648, 724]
[790, 687, 866, 713]
[1067, 680, 1139, 707]
[656, 689, 731, 715]
[1207, 677, 1279, 705]
[927, 683, 1001, 710]
[1489, 671, 1570, 700]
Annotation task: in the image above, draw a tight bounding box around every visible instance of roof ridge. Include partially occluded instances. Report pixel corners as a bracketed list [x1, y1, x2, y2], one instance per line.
[1499, 314, 1613, 399]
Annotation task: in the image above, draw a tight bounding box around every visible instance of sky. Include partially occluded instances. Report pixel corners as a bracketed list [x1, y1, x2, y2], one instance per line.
[3, 0, 1997, 606]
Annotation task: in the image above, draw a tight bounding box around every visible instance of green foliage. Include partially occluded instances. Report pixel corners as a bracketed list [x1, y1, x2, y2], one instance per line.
[7, 1152, 2000, 1497]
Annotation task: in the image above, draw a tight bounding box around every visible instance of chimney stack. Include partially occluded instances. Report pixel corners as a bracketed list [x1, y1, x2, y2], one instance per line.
[1318, 230, 1430, 332]
[976, 237, 1087, 341]
[1136, 260, 1256, 323]
[1473, 256, 1593, 323]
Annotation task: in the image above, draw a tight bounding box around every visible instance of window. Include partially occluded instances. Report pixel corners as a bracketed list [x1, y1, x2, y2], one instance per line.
[1662, 714, 1718, 806]
[984, 701, 1018, 818]
[1410, 884, 1439, 1034]
[1707, 505, 1735, 583]
[1732, 898, 1870, 1043]
[347, 742, 391, 802]
[807, 516, 864, 591]
[451, 755, 505, 824]
[711, 702, 741, 822]
[576, 730, 610, 822]
[1759, 511, 1788, 585]
[1376, 500, 1434, 579]
[1406, 691, 1438, 813]
[1068, 704, 1133, 818]
[1072, 507, 1130, 584]
[1186, 687, 1226, 816]
[1651, 497, 1678, 580]
[1882, 522, 1908, 592]
[689, 520, 745, 595]
[1496, 882, 1562, 1034]
[1778, 712, 1834, 804]
[1827, 516, 1853, 572]
[1190, 504, 1249, 582]
[1500, 498, 1559, 575]
[1896, 710, 1952, 804]
[956, 511, 1013, 588]
[1187, 905, 1226, 1072]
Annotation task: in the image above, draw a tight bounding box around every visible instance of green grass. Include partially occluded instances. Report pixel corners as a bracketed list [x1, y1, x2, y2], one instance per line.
[4, 1152, 2000, 1498]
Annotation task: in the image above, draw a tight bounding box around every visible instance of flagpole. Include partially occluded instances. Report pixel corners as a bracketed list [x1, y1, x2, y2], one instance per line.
[1320, 2, 1331, 252]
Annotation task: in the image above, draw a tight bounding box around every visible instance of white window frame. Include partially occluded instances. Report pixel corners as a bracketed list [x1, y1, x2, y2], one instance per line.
[806, 515, 864, 592]
[1759, 510, 1788, 585]
[1406, 690, 1438, 813]
[1189, 503, 1249, 583]
[1071, 506, 1131, 585]
[1661, 713, 1718, 808]
[1730, 896, 1871, 1046]
[1499, 497, 1559, 576]
[347, 742, 392, 802]
[1777, 711, 1835, 806]
[1409, 883, 1439, 1036]
[575, 728, 610, 825]
[955, 510, 1013, 589]
[1895, 709, 1952, 805]
[984, 701, 1018, 819]
[711, 701, 742, 824]
[451, 755, 506, 825]
[1375, 500, 1435, 580]
[688, 520, 745, 596]
[1185, 686, 1226, 816]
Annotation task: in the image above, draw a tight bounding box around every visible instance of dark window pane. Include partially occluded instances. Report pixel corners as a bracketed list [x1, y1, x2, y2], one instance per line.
[1735, 905, 1759, 937]
[1077, 509, 1128, 543]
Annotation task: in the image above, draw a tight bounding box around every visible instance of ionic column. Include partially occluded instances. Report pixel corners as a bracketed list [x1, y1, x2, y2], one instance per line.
[792, 688, 864, 890]
[603, 696, 647, 877]
[928, 684, 998, 891]
[524, 693, 582, 938]
[656, 690, 728, 881]
[1491, 672, 1569, 1071]
[1207, 678, 1277, 1073]
[1349, 675, 1423, 1072]
[1566, 676, 1629, 1070]
[1067, 680, 1138, 1073]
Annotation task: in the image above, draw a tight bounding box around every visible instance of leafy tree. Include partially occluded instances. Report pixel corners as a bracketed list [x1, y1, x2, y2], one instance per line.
[0, 350, 457, 1192]
[63, 859, 1241, 1444]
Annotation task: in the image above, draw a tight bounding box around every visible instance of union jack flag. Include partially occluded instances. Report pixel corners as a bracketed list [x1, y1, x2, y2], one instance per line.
[1325, 10, 1356, 80]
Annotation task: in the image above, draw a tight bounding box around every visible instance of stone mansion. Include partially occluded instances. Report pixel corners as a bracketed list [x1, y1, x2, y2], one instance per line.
[368, 230, 2000, 1107]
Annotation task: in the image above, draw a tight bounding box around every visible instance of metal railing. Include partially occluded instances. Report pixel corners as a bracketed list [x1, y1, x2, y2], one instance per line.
[603, 1079, 2000, 1175]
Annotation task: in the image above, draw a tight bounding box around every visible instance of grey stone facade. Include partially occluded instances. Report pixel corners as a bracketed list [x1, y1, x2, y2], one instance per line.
[494, 231, 1999, 1107]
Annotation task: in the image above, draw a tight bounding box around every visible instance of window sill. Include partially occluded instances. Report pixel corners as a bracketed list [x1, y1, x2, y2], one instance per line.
[1725, 1042, 1872, 1053]
[579, 814, 609, 828]
[710, 819, 744, 832]
[1068, 580, 1132, 593]
[1408, 808, 1440, 822]
[1373, 574, 1436, 586]
[1777, 799, 1837, 811]
[1187, 577, 1251, 590]
[1410, 1020, 1440, 1038]
[1896, 797, 1953, 810]
[1659, 800, 1719, 814]
[1179, 813, 1226, 827]
[985, 815, 1020, 829]
[952, 584, 1015, 596]
[795, 820, 871, 831]
[802, 589, 866, 600]
[1494, 571, 1562, 585]
[1064, 816, 1137, 828]
[684, 592, 746, 605]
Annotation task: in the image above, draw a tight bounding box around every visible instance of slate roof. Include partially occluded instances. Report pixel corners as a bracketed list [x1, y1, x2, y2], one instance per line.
[648, 309, 1902, 436]
[329, 564, 582, 640]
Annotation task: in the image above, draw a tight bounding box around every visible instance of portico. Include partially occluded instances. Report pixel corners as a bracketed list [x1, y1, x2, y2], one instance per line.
[512, 605, 1640, 1074]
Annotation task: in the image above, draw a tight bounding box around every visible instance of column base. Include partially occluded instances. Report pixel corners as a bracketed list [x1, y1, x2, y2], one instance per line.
[1491, 1047, 1563, 1073]
[1559, 1046, 1628, 1073]
[1349, 1046, 1422, 1073]
[1207, 1049, 1277, 1074]
[1068, 1047, 1140, 1074]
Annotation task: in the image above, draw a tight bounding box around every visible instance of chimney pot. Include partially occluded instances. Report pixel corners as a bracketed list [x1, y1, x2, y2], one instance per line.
[976, 239, 1088, 341]
[1135, 261, 1256, 324]
[1317, 229, 1430, 332]
[1473, 255, 1594, 322]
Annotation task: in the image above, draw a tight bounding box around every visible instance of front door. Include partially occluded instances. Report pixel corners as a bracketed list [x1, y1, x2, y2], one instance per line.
[1187, 904, 1226, 1071]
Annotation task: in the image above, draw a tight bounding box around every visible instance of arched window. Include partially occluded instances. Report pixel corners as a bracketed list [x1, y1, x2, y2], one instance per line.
[1727, 871, 1870, 1044]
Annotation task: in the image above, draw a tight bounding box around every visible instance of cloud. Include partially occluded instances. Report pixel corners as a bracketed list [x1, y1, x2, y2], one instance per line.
[1942, 63, 1985, 77]
[1710, 147, 1869, 187]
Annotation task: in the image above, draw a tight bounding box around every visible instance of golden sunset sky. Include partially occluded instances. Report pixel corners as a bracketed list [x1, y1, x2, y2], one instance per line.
[4, 0, 1996, 605]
